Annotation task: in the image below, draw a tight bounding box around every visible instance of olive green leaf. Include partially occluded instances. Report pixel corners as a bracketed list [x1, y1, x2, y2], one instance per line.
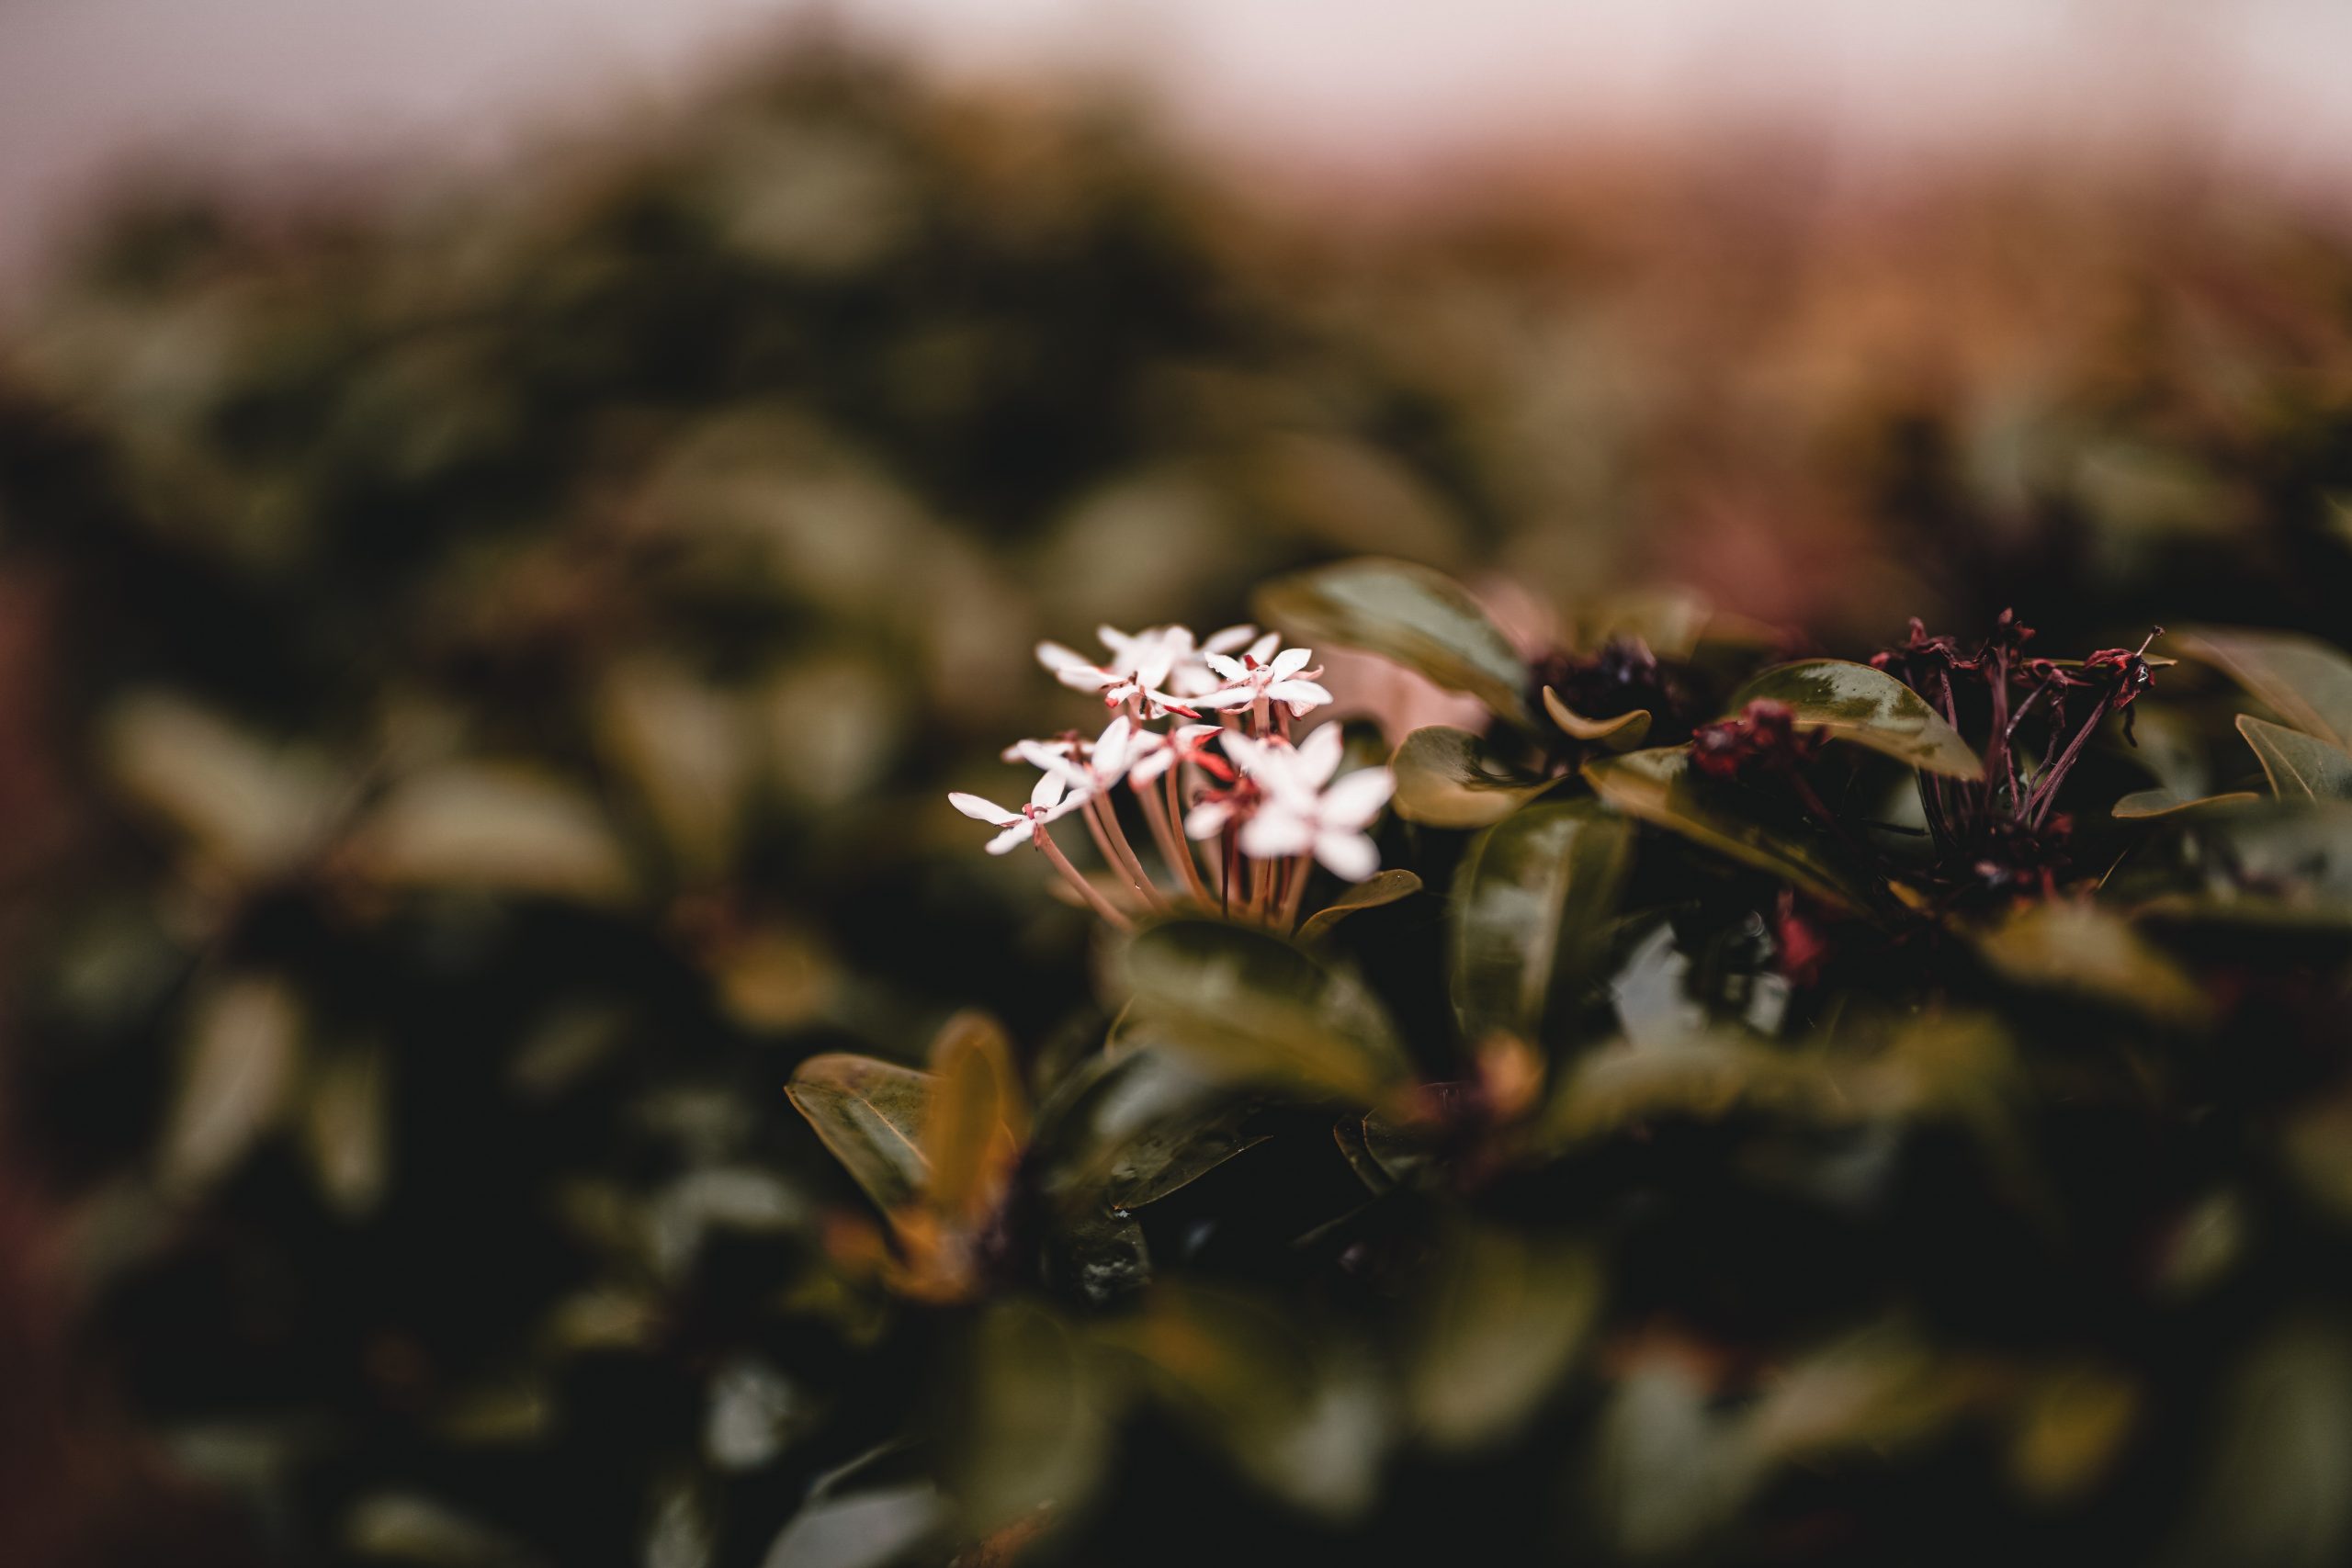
[1254, 558, 1533, 726]
[786, 1054, 933, 1213]
[921, 1012, 1026, 1228]
[1296, 869, 1422, 942]
[1120, 919, 1410, 1103]
[1971, 903, 2213, 1028]
[1580, 747, 1875, 912]
[2132, 801, 2352, 931]
[1724, 660, 1983, 778]
[2177, 626, 2352, 751]
[1452, 798, 1633, 1043]
[346, 762, 634, 904]
[1541, 686, 1652, 750]
[162, 974, 306, 1195]
[1391, 727, 1554, 829]
[2237, 715, 2352, 801]
[950, 1301, 1115, 1536]
[1407, 1224, 1600, 1450]
[1029, 1045, 1268, 1214]
[2113, 788, 2260, 819]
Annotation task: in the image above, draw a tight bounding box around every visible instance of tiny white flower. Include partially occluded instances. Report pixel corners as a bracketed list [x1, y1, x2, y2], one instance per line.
[1202, 725, 1392, 879]
[949, 768, 1084, 855]
[1127, 721, 1222, 786]
[1036, 626, 1204, 715]
[1019, 715, 1135, 795]
[1166, 624, 1261, 697]
[1193, 642, 1333, 717]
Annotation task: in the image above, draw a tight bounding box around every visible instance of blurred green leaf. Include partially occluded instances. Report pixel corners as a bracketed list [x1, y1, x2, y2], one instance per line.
[1389, 726, 1554, 829]
[921, 1012, 1025, 1230]
[162, 975, 304, 1195]
[346, 764, 632, 904]
[786, 1054, 933, 1214]
[2177, 627, 2352, 751]
[1972, 903, 2213, 1027]
[1581, 747, 1875, 912]
[1724, 659, 1983, 778]
[2236, 715, 2352, 800]
[2113, 787, 2259, 819]
[952, 1301, 1114, 1536]
[1296, 869, 1421, 942]
[101, 692, 337, 880]
[1254, 558, 1533, 727]
[1541, 686, 1652, 750]
[1407, 1224, 1599, 1450]
[301, 1037, 390, 1218]
[1452, 797, 1632, 1045]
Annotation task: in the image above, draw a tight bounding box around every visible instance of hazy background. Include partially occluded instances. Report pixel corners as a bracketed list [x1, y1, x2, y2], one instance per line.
[8, 0, 2352, 298]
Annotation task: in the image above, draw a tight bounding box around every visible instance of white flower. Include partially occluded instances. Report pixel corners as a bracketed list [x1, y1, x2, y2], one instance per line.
[1166, 624, 1261, 697]
[1184, 725, 1394, 879]
[1035, 625, 1205, 715]
[1018, 715, 1135, 795]
[1126, 721, 1222, 786]
[949, 769, 1085, 855]
[1193, 641, 1333, 718]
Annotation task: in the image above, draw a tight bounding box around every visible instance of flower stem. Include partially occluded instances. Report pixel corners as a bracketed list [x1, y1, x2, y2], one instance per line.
[1092, 795, 1163, 908]
[1077, 799, 1147, 910]
[1277, 853, 1310, 933]
[1036, 829, 1134, 931]
[1140, 776, 1214, 908]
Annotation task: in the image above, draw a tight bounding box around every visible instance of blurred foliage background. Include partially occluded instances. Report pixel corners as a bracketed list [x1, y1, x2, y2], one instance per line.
[4, 39, 2352, 1568]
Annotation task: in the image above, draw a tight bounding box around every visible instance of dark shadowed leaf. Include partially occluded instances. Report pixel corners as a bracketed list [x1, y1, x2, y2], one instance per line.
[1028, 1045, 1267, 1214]
[2160, 1318, 2352, 1568]
[2113, 787, 2259, 819]
[1390, 726, 1555, 828]
[1121, 919, 1408, 1102]
[1453, 798, 1633, 1044]
[1972, 903, 2213, 1027]
[2134, 802, 2352, 930]
[1254, 558, 1533, 726]
[162, 976, 305, 1196]
[1724, 660, 1983, 778]
[1296, 869, 1422, 942]
[2177, 626, 2352, 751]
[1408, 1224, 1600, 1450]
[2237, 715, 2352, 801]
[1580, 748, 1875, 912]
[1542, 687, 1652, 750]
[786, 1055, 933, 1213]
[952, 1302, 1114, 1536]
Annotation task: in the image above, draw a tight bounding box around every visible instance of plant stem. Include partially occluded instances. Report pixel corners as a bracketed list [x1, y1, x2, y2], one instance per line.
[1277, 854, 1310, 933]
[1036, 829, 1134, 931]
[1091, 795, 1162, 908]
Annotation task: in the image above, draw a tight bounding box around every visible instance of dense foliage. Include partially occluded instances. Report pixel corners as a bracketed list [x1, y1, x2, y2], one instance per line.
[4, 41, 2352, 1568]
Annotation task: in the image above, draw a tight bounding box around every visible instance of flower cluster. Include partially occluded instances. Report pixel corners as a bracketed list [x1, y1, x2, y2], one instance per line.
[949, 622, 1389, 931]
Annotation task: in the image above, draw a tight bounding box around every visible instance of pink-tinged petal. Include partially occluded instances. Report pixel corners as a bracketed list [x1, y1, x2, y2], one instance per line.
[1030, 770, 1069, 810]
[1246, 632, 1281, 664]
[1175, 723, 1221, 745]
[1130, 750, 1173, 785]
[1095, 715, 1134, 774]
[1320, 767, 1396, 829]
[1057, 666, 1119, 693]
[1239, 808, 1316, 861]
[1272, 646, 1313, 679]
[1220, 732, 1267, 773]
[1201, 651, 1247, 682]
[1037, 640, 1091, 672]
[950, 791, 1022, 826]
[1267, 679, 1333, 710]
[1191, 686, 1257, 710]
[1203, 624, 1257, 654]
[1097, 625, 1137, 657]
[1142, 689, 1203, 718]
[1183, 800, 1233, 840]
[1313, 829, 1380, 881]
[987, 821, 1034, 855]
[1295, 723, 1345, 787]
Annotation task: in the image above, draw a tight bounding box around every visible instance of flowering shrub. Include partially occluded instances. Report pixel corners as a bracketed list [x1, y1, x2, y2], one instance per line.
[791, 558, 2352, 1565]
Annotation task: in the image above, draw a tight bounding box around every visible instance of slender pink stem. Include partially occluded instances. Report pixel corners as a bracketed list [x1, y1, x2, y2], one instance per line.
[1277, 852, 1310, 933]
[1091, 795, 1162, 908]
[1077, 800, 1144, 910]
[1036, 829, 1134, 931]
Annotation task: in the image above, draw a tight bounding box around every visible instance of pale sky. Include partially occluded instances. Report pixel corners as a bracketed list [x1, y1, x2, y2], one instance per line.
[5, 0, 2351, 294]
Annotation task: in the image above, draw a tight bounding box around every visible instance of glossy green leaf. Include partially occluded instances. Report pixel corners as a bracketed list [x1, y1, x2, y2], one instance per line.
[786, 1054, 932, 1213]
[1028, 1045, 1267, 1214]
[1541, 686, 1652, 750]
[1296, 869, 1422, 942]
[1390, 727, 1554, 829]
[1120, 919, 1409, 1103]
[1972, 903, 2213, 1027]
[1407, 1224, 1600, 1450]
[1254, 558, 1533, 726]
[1580, 747, 1875, 913]
[2237, 715, 2352, 801]
[1452, 798, 1632, 1043]
[2132, 801, 2352, 931]
[2177, 626, 2352, 751]
[951, 1301, 1114, 1535]
[1724, 659, 1983, 778]
[2113, 788, 2260, 819]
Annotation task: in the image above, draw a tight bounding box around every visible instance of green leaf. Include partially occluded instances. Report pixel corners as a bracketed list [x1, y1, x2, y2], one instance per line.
[1407, 1224, 1600, 1450]
[2113, 788, 2260, 819]
[1971, 903, 2213, 1028]
[2177, 626, 2352, 752]
[1451, 798, 1632, 1044]
[1254, 558, 1533, 726]
[1390, 727, 1554, 829]
[1121, 919, 1410, 1103]
[920, 1012, 1025, 1228]
[1724, 659, 1983, 778]
[2237, 715, 2352, 801]
[1540, 1034, 1838, 1145]
[1580, 747, 1875, 913]
[2132, 801, 2352, 931]
[162, 975, 305, 1195]
[950, 1302, 1114, 1536]
[1028, 1046, 1268, 1214]
[786, 1054, 932, 1213]
[1541, 687, 1651, 750]
[347, 763, 634, 904]
[1296, 869, 1422, 942]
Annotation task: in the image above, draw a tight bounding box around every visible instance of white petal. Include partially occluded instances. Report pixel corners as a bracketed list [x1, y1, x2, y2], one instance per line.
[1295, 723, 1345, 788]
[1015, 739, 1066, 774]
[1094, 715, 1134, 776]
[1246, 631, 1281, 663]
[1184, 800, 1232, 840]
[1036, 640, 1089, 673]
[1030, 770, 1069, 810]
[1097, 625, 1137, 658]
[987, 821, 1033, 855]
[1130, 750, 1173, 785]
[1320, 767, 1396, 829]
[1190, 687, 1256, 710]
[1057, 666, 1118, 693]
[1272, 646, 1313, 679]
[950, 792, 1021, 826]
[1267, 680, 1333, 711]
[1313, 829, 1380, 881]
[1203, 624, 1257, 654]
[1175, 723, 1221, 745]
[1202, 651, 1247, 682]
[1219, 732, 1266, 775]
[1239, 808, 1315, 861]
